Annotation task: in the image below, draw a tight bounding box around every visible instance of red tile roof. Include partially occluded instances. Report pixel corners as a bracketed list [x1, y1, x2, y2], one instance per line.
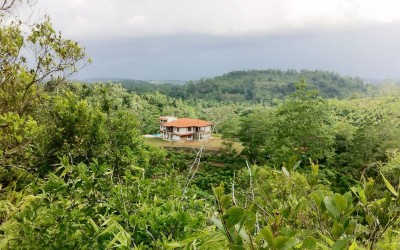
[162, 118, 212, 128]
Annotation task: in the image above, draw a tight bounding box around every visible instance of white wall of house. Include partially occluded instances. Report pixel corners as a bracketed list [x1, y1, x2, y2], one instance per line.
[175, 127, 188, 134]
[160, 125, 212, 142]
[172, 135, 181, 141]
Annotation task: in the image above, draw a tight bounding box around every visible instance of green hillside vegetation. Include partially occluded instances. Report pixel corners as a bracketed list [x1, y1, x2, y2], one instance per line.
[2, 2, 400, 249]
[116, 69, 372, 104]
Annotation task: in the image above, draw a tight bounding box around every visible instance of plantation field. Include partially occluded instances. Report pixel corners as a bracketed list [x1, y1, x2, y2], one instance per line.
[143, 136, 243, 152]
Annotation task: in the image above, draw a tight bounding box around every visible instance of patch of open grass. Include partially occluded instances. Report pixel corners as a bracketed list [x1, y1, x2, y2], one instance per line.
[143, 136, 243, 152]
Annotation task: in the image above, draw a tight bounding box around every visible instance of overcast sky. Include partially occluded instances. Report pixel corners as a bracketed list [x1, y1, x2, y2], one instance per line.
[38, 0, 400, 80]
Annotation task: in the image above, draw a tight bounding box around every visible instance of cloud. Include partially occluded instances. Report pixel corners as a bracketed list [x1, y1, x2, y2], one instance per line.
[73, 23, 400, 80]
[43, 0, 400, 39]
[29, 0, 400, 80]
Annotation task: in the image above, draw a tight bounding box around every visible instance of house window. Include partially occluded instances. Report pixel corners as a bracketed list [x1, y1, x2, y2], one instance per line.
[177, 127, 179, 132]
[188, 127, 191, 132]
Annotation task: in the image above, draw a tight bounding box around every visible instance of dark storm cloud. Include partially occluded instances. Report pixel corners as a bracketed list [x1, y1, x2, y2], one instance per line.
[75, 23, 400, 80]
[41, 0, 400, 80]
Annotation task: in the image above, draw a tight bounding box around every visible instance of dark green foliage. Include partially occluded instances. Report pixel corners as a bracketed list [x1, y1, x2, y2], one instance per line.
[113, 69, 371, 104]
[239, 82, 335, 166]
[192, 164, 236, 192]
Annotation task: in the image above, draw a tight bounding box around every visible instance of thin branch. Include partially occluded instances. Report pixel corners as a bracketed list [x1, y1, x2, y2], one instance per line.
[232, 170, 238, 206]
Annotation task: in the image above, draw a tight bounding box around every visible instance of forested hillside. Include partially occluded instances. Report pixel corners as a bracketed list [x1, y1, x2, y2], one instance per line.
[116, 70, 372, 104]
[1, 2, 400, 249]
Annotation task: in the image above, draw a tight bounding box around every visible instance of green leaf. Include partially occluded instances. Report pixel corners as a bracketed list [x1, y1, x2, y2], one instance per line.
[224, 206, 245, 228]
[324, 196, 339, 220]
[343, 192, 353, 209]
[282, 167, 290, 177]
[274, 236, 289, 249]
[318, 232, 334, 246]
[260, 227, 275, 248]
[348, 239, 357, 250]
[332, 221, 344, 239]
[88, 218, 99, 233]
[311, 191, 323, 209]
[310, 162, 319, 176]
[334, 194, 347, 213]
[243, 210, 256, 231]
[302, 236, 317, 249]
[211, 217, 226, 234]
[292, 160, 301, 171]
[381, 172, 398, 197]
[331, 239, 349, 250]
[345, 219, 356, 235]
[283, 238, 300, 250]
[235, 224, 250, 244]
[221, 195, 232, 209]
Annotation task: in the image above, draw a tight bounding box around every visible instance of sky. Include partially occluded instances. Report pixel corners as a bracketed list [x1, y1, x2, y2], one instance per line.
[35, 0, 400, 80]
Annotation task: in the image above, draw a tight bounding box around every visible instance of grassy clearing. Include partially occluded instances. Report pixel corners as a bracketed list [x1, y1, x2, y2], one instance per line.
[143, 136, 243, 152]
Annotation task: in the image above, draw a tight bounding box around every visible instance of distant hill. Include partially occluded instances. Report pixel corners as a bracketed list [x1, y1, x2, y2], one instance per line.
[82, 77, 132, 83]
[85, 70, 373, 103]
[148, 80, 186, 85]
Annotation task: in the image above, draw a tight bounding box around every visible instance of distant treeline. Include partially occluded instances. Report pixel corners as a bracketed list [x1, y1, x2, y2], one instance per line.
[107, 70, 373, 103]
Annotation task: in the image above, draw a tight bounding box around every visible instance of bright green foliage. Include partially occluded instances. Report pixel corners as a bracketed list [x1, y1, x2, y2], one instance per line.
[0, 158, 210, 249]
[1, 11, 89, 185]
[0, 18, 88, 115]
[0, 113, 42, 186]
[210, 164, 400, 249]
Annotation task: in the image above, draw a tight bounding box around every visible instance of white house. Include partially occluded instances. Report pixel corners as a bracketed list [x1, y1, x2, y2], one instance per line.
[159, 117, 212, 142]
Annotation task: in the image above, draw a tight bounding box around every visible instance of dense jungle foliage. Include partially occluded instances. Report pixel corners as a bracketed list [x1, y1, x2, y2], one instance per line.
[114, 69, 372, 104]
[1, 2, 400, 249]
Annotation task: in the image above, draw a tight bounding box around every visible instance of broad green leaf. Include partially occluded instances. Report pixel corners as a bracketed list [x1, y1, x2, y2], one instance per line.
[274, 236, 289, 249]
[235, 224, 250, 244]
[332, 221, 344, 239]
[213, 184, 224, 199]
[260, 227, 275, 248]
[221, 195, 232, 209]
[301, 236, 317, 249]
[334, 194, 347, 213]
[280, 227, 297, 238]
[359, 189, 367, 204]
[331, 239, 349, 250]
[345, 219, 356, 235]
[283, 238, 300, 250]
[224, 206, 245, 228]
[381, 172, 398, 197]
[343, 192, 353, 209]
[324, 196, 339, 220]
[243, 210, 256, 231]
[211, 217, 226, 234]
[311, 191, 323, 209]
